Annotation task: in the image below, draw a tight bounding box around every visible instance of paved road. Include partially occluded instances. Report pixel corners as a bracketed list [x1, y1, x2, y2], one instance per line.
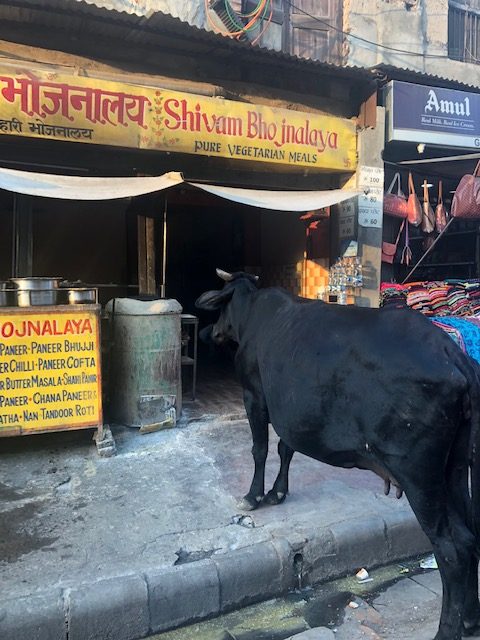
[150, 561, 443, 640]
[0, 416, 432, 640]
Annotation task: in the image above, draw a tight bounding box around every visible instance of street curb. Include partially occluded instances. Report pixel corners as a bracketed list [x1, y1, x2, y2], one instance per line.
[0, 511, 432, 640]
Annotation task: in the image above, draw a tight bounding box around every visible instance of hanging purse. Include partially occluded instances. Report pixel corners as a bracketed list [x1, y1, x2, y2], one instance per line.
[451, 160, 480, 219]
[435, 181, 448, 233]
[383, 173, 408, 219]
[407, 172, 422, 226]
[422, 180, 435, 234]
[401, 222, 412, 265]
[382, 219, 406, 264]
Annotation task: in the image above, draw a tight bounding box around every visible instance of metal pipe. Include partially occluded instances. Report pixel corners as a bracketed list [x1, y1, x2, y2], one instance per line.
[161, 198, 168, 299]
[401, 217, 455, 284]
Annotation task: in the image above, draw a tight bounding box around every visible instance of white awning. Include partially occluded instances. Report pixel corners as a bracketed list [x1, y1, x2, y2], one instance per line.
[0, 167, 184, 200]
[0, 166, 360, 211]
[190, 182, 361, 211]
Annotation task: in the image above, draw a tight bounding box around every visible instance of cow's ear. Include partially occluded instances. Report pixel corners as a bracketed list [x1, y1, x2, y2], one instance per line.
[195, 288, 234, 310]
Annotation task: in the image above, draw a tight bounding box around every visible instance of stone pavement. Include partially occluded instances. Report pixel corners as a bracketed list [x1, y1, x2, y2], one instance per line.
[0, 406, 432, 640]
[151, 557, 442, 640]
[292, 568, 441, 640]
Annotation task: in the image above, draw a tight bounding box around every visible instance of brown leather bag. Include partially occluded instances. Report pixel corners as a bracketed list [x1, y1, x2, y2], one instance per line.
[383, 172, 408, 219]
[407, 172, 422, 226]
[382, 219, 405, 264]
[435, 181, 448, 233]
[422, 180, 435, 234]
[451, 160, 480, 219]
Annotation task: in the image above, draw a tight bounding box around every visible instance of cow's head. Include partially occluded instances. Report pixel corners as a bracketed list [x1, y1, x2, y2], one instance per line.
[195, 269, 259, 344]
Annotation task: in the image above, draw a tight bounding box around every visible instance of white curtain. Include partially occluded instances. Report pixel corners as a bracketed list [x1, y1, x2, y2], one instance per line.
[0, 167, 184, 200]
[0, 166, 360, 211]
[189, 182, 360, 211]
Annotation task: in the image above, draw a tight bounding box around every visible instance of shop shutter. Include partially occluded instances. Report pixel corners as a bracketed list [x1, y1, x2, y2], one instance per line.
[290, 0, 343, 64]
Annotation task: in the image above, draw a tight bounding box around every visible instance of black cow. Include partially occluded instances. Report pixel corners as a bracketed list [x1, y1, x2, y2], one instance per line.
[196, 269, 480, 640]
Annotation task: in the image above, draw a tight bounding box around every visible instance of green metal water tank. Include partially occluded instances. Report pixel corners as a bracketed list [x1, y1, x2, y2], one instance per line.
[105, 298, 182, 428]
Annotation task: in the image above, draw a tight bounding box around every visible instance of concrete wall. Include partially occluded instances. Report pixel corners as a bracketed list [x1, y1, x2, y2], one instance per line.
[344, 0, 479, 85]
[95, 1, 479, 87]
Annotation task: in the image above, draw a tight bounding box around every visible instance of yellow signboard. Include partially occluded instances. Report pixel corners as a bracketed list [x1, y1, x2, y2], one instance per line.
[0, 64, 357, 171]
[0, 307, 102, 436]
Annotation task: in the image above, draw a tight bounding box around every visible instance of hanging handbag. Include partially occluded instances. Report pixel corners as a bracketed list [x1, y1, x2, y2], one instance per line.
[382, 219, 405, 264]
[407, 172, 422, 226]
[422, 180, 435, 234]
[451, 160, 480, 219]
[435, 181, 448, 233]
[383, 173, 408, 219]
[401, 222, 412, 265]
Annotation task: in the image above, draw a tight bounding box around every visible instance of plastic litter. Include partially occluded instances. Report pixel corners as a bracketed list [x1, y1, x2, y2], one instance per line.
[348, 601, 360, 609]
[355, 568, 373, 583]
[420, 554, 438, 570]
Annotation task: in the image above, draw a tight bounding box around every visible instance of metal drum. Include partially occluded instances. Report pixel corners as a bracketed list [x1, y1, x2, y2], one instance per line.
[105, 298, 182, 428]
[10, 277, 62, 307]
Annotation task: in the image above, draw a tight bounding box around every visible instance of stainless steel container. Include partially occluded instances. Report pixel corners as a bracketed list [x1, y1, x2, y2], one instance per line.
[10, 277, 62, 307]
[67, 288, 97, 304]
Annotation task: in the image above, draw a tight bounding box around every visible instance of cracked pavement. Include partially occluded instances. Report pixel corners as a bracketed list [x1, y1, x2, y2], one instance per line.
[0, 417, 427, 603]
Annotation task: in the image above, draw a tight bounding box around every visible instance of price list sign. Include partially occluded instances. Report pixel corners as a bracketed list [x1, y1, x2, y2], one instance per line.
[338, 199, 356, 239]
[0, 308, 102, 436]
[358, 165, 384, 229]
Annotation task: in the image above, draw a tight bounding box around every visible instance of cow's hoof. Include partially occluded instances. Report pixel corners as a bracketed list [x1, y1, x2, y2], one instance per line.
[263, 490, 287, 505]
[237, 495, 263, 511]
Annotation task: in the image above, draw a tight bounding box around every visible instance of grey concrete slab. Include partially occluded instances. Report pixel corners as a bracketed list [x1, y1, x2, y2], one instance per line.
[146, 560, 220, 633]
[0, 417, 432, 638]
[68, 574, 150, 640]
[0, 589, 65, 640]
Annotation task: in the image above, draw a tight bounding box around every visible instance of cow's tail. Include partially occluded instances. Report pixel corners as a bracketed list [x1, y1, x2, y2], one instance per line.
[466, 359, 480, 548]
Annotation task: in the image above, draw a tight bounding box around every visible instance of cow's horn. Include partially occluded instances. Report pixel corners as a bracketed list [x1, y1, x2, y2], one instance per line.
[216, 268, 233, 282]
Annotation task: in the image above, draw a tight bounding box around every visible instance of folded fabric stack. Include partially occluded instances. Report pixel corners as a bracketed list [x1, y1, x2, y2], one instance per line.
[379, 283, 408, 308]
[381, 280, 478, 317]
[462, 280, 480, 315]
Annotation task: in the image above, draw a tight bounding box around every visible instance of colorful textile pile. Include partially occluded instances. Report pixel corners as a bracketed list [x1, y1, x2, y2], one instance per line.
[431, 316, 480, 363]
[463, 280, 480, 315]
[380, 283, 408, 309]
[381, 280, 480, 317]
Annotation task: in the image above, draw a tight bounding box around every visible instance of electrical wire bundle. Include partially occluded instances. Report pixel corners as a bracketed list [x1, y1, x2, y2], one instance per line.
[205, 0, 273, 43]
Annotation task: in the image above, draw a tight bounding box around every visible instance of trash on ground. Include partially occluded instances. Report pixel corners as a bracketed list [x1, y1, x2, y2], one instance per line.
[355, 568, 373, 583]
[231, 514, 255, 528]
[420, 554, 438, 570]
[348, 601, 360, 609]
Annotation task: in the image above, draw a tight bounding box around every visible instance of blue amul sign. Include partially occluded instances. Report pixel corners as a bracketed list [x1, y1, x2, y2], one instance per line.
[387, 80, 480, 149]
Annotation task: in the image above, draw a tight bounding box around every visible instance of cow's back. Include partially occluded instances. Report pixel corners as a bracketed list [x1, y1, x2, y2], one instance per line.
[240, 291, 470, 464]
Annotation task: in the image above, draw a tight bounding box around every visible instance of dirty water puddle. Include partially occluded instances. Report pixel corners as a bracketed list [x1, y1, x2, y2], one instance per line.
[148, 559, 433, 640]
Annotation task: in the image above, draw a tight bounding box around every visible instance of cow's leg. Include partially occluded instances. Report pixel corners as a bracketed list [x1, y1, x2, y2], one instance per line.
[264, 440, 294, 505]
[393, 471, 475, 640]
[237, 388, 269, 511]
[463, 555, 480, 635]
[448, 456, 480, 636]
[446, 429, 480, 634]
